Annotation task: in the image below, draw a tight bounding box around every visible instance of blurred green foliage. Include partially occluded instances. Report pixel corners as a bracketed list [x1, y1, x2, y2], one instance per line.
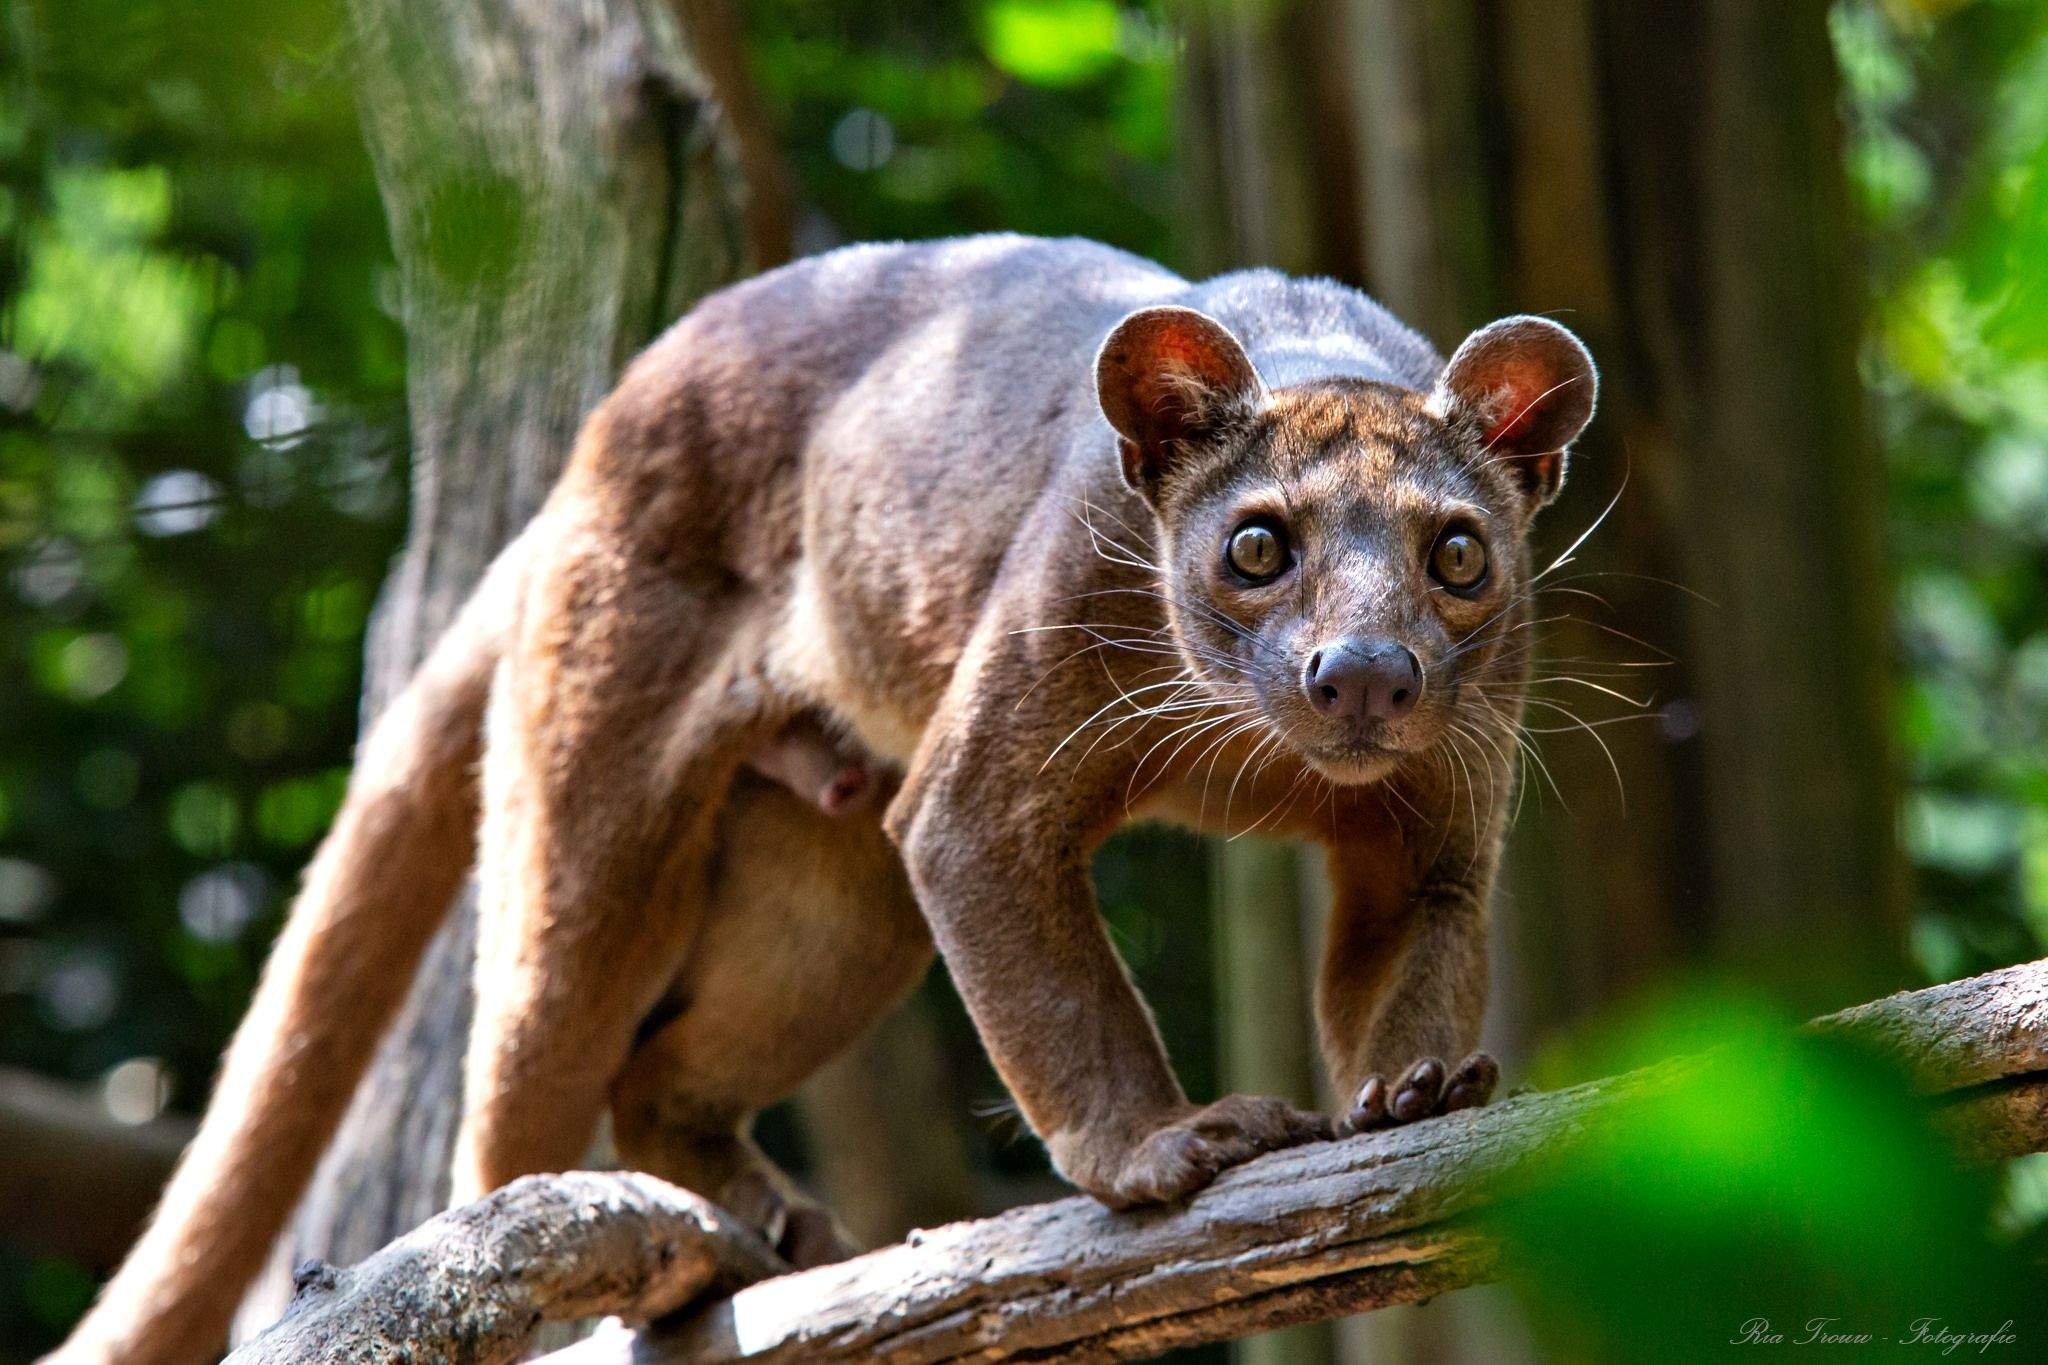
[745, 0, 1173, 255]
[0, 0, 404, 1345]
[1496, 994, 2042, 1360]
[1837, 0, 2048, 977]
[1, 0, 403, 1066]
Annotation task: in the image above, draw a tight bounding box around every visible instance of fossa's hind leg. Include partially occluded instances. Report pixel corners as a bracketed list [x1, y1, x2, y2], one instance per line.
[453, 534, 777, 1202]
[611, 772, 932, 1266]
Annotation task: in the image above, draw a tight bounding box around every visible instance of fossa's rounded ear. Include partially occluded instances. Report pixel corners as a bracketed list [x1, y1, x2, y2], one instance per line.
[1430, 315, 1596, 507]
[1096, 306, 1265, 496]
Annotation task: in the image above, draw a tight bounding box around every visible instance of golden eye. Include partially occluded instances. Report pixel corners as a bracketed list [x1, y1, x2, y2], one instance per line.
[1225, 520, 1289, 583]
[1431, 530, 1488, 591]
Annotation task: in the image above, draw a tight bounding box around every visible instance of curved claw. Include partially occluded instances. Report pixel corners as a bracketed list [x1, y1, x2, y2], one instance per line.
[1340, 1050, 1500, 1136]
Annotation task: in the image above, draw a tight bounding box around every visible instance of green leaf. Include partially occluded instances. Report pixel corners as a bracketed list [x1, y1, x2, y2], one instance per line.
[1492, 993, 2039, 1359]
[982, 0, 1122, 87]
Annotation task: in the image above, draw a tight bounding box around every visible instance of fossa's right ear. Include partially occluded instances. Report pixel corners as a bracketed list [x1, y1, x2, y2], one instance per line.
[1096, 306, 1265, 496]
[1429, 315, 1596, 507]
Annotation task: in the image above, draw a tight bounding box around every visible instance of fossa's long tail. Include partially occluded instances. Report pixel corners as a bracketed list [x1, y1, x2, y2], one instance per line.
[50, 541, 528, 1365]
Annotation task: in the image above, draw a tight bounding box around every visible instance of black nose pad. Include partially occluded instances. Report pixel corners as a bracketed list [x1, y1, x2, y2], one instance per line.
[1304, 640, 1423, 723]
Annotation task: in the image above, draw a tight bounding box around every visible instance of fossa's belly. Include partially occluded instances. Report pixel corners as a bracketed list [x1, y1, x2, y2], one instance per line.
[768, 561, 942, 767]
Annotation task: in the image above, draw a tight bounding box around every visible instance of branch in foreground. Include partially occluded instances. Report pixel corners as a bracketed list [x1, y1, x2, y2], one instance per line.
[563, 960, 2048, 1363]
[234, 961, 2048, 1364]
[224, 1172, 784, 1365]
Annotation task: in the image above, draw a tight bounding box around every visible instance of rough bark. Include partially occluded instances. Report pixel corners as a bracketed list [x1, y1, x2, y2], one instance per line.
[226, 1173, 783, 1365]
[0, 1067, 193, 1268]
[235, 0, 747, 1338]
[231, 961, 2046, 1365]
[1805, 959, 2048, 1089]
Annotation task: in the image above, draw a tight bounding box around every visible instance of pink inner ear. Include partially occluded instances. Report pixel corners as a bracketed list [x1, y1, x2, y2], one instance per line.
[1154, 331, 1202, 367]
[1098, 305, 1259, 465]
[1151, 326, 1237, 394]
[1481, 374, 1546, 449]
[1490, 370, 1564, 450]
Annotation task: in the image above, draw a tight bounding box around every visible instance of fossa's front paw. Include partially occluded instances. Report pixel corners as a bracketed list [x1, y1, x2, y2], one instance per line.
[1080, 1095, 1333, 1208]
[1339, 1051, 1498, 1136]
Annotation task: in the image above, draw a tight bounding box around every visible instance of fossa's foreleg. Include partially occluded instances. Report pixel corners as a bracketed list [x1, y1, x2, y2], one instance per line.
[1317, 820, 1499, 1134]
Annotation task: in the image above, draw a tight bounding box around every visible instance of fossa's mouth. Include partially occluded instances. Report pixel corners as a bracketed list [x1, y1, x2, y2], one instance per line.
[1299, 734, 1412, 783]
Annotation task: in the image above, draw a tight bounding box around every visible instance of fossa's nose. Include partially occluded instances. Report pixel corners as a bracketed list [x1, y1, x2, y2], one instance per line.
[1304, 639, 1421, 723]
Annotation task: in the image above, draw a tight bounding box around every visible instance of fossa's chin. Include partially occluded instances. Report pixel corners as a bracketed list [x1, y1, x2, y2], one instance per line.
[1299, 738, 1409, 786]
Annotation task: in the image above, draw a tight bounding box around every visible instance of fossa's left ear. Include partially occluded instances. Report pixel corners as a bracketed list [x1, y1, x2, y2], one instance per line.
[1430, 316, 1596, 506]
[1096, 306, 1265, 497]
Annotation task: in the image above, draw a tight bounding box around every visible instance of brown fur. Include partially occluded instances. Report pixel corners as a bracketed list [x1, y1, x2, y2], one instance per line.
[53, 236, 1594, 1364]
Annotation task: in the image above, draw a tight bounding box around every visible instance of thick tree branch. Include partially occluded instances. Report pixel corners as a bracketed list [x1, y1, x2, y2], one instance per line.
[1806, 960, 2048, 1089]
[231, 962, 2048, 1364]
[224, 1173, 784, 1364]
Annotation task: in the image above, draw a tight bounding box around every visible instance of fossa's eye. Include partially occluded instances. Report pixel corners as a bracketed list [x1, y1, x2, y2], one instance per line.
[1224, 519, 1290, 584]
[1430, 529, 1488, 592]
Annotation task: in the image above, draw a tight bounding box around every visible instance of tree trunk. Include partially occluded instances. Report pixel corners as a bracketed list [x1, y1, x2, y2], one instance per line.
[235, 0, 747, 1337]
[1483, 0, 1698, 1074]
[1689, 1, 1902, 1002]
[1497, 0, 1903, 1018]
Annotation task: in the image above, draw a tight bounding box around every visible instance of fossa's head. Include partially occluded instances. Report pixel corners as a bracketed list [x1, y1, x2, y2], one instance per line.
[1096, 305, 1596, 785]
